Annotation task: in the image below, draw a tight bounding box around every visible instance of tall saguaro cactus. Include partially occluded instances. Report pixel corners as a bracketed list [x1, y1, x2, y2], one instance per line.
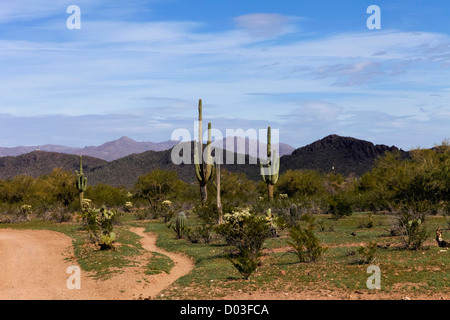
[76, 155, 87, 210]
[194, 99, 214, 204]
[260, 126, 279, 202]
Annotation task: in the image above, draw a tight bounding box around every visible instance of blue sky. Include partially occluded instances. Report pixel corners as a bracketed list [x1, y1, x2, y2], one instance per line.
[0, 0, 449, 150]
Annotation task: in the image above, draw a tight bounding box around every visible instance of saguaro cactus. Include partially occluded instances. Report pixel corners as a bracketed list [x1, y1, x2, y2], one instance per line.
[173, 212, 186, 239]
[216, 161, 223, 224]
[194, 99, 214, 204]
[260, 126, 279, 202]
[76, 155, 87, 210]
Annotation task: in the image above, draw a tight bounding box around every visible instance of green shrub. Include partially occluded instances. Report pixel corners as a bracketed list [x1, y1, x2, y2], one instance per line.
[393, 210, 430, 250]
[159, 200, 176, 223]
[44, 206, 73, 223]
[276, 169, 325, 198]
[216, 209, 271, 279]
[227, 249, 261, 280]
[287, 223, 327, 263]
[404, 218, 429, 250]
[134, 169, 186, 205]
[185, 224, 214, 244]
[85, 183, 128, 208]
[328, 193, 353, 219]
[81, 206, 118, 250]
[358, 212, 374, 229]
[264, 208, 283, 237]
[356, 241, 378, 264]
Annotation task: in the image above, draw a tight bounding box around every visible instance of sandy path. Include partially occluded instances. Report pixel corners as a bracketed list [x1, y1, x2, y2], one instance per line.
[128, 227, 195, 299]
[0, 227, 194, 300]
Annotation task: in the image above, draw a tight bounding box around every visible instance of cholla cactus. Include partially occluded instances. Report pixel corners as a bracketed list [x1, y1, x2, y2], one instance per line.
[161, 200, 174, 222]
[20, 204, 32, 216]
[124, 201, 133, 212]
[81, 198, 92, 211]
[81, 206, 117, 250]
[223, 208, 252, 225]
[265, 208, 280, 236]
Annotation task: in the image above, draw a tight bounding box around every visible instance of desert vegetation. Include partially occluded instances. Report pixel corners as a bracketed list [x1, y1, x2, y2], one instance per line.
[0, 98, 448, 298]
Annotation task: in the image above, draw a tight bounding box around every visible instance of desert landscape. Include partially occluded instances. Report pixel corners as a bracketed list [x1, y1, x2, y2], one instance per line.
[0, 1, 449, 314]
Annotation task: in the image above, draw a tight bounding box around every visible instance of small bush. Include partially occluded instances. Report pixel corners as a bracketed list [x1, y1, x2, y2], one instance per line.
[160, 200, 176, 223]
[20, 204, 32, 216]
[392, 210, 430, 250]
[264, 208, 283, 237]
[124, 201, 133, 212]
[134, 207, 153, 220]
[227, 249, 261, 280]
[185, 224, 214, 244]
[44, 207, 73, 223]
[358, 212, 374, 229]
[80, 206, 118, 250]
[328, 194, 353, 219]
[287, 223, 327, 263]
[356, 241, 377, 264]
[216, 209, 271, 279]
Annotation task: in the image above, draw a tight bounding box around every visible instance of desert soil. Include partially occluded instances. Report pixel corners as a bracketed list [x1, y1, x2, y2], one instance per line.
[1, 227, 448, 300]
[0, 227, 194, 300]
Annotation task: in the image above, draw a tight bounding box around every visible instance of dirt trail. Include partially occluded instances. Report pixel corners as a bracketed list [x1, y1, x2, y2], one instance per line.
[0, 227, 194, 300]
[128, 227, 195, 299]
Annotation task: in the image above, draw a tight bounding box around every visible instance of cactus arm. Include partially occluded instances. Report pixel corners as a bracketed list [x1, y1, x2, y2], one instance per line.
[195, 120, 215, 184]
[194, 142, 204, 182]
[260, 162, 267, 183]
[204, 122, 213, 179]
[198, 99, 203, 156]
[271, 150, 280, 185]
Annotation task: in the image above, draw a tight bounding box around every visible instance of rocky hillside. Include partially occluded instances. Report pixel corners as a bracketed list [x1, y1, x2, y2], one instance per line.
[280, 134, 409, 176]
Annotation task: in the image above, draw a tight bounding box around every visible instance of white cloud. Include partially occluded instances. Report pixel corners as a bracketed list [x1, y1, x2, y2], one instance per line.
[233, 13, 298, 39]
[0, 10, 449, 149]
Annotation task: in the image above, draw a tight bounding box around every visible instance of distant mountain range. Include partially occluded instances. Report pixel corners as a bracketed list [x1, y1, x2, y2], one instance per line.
[0, 136, 180, 161]
[0, 136, 295, 162]
[0, 134, 408, 187]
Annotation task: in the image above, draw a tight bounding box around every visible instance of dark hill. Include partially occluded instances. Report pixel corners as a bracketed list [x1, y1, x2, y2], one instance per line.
[280, 134, 409, 176]
[0, 151, 107, 180]
[0, 135, 411, 188]
[212, 136, 295, 158]
[88, 142, 261, 187]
